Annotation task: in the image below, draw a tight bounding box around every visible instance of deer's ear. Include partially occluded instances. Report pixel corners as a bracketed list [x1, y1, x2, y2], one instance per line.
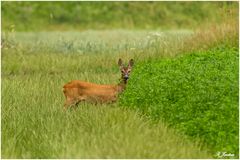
[128, 59, 134, 67]
[118, 58, 123, 67]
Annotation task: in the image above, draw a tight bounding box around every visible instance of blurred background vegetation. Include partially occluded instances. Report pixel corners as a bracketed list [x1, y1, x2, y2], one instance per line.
[1, 1, 238, 31]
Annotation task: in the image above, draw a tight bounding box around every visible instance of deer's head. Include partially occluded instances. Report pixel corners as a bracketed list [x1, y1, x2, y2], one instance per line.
[118, 58, 134, 82]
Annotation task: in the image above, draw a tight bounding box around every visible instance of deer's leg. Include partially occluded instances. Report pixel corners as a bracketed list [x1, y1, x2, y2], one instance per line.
[64, 98, 78, 110]
[64, 98, 85, 110]
[64, 96, 86, 111]
[72, 96, 87, 109]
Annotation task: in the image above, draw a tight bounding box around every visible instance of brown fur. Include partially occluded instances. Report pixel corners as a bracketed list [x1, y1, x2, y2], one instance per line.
[63, 59, 133, 110]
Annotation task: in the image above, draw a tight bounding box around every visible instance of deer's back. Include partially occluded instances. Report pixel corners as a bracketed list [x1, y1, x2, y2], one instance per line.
[63, 80, 118, 103]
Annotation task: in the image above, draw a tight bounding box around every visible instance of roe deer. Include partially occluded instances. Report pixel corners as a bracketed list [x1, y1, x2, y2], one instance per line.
[63, 58, 134, 110]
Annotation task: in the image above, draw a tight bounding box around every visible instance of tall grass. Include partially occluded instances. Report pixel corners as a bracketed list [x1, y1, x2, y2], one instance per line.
[182, 20, 238, 52]
[1, 30, 212, 158]
[2, 6, 238, 157]
[2, 86, 211, 158]
[137, 19, 239, 60]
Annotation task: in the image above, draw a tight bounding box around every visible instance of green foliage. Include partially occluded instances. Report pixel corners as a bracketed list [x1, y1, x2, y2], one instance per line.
[2, 1, 238, 31]
[120, 44, 239, 157]
[1, 31, 211, 158]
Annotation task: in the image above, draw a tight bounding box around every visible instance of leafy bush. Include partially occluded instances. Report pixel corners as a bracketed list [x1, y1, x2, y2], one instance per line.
[120, 44, 239, 157]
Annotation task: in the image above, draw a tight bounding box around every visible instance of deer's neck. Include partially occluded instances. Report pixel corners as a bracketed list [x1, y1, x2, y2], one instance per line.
[117, 78, 127, 93]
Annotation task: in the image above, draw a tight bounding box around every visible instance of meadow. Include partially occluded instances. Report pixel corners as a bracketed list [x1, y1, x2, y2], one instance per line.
[2, 2, 237, 31]
[1, 1, 239, 159]
[2, 24, 238, 158]
[2, 31, 212, 158]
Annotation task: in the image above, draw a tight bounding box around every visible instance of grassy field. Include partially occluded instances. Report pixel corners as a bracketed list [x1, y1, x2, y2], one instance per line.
[2, 2, 238, 31]
[2, 31, 214, 158]
[1, 14, 238, 158]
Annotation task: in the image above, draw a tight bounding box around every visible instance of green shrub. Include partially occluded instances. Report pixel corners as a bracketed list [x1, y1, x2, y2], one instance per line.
[120, 44, 239, 157]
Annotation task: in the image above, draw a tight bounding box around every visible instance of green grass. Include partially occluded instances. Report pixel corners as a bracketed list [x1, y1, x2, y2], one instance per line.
[2, 30, 192, 55]
[2, 1, 238, 157]
[2, 94, 210, 158]
[1, 31, 213, 158]
[120, 44, 239, 158]
[2, 1, 238, 31]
